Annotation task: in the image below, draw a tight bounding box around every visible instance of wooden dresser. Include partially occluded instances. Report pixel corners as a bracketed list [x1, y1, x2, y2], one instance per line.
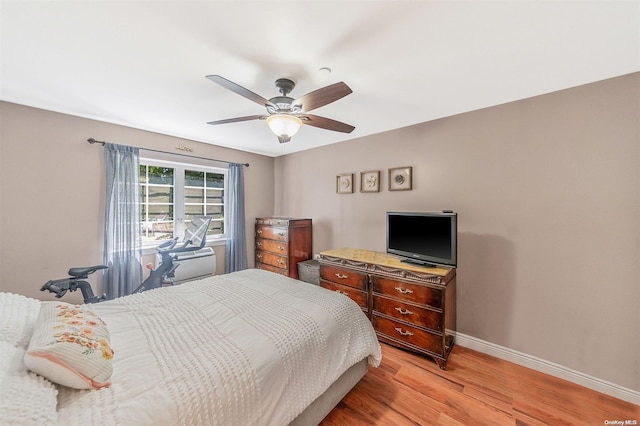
[319, 248, 456, 370]
[255, 217, 312, 279]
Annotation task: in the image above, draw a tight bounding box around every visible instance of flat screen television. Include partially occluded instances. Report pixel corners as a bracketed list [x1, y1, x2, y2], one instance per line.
[386, 211, 457, 268]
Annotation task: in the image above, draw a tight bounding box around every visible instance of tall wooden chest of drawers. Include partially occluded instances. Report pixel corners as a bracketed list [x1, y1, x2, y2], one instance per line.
[255, 217, 312, 279]
[319, 248, 456, 370]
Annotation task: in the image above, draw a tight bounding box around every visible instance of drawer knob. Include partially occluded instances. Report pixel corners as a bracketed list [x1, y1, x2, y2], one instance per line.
[394, 327, 413, 337]
[335, 273, 348, 279]
[257, 229, 263, 234]
[395, 287, 414, 295]
[256, 253, 262, 259]
[277, 259, 285, 265]
[256, 242, 262, 247]
[276, 232, 286, 237]
[277, 245, 285, 250]
[395, 307, 413, 316]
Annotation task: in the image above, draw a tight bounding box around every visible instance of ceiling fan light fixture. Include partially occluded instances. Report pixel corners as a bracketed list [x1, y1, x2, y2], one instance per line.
[206, 75, 354, 141]
[266, 114, 302, 142]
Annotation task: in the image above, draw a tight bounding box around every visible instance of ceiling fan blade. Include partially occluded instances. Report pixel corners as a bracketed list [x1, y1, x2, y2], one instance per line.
[206, 75, 276, 109]
[300, 114, 355, 133]
[206, 115, 266, 125]
[292, 82, 352, 112]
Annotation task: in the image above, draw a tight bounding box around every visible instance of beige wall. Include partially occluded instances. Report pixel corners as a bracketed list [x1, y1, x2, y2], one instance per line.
[275, 73, 640, 392]
[0, 102, 274, 303]
[1, 73, 638, 393]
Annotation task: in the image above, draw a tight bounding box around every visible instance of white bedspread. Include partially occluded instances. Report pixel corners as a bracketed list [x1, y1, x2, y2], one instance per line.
[56, 269, 381, 426]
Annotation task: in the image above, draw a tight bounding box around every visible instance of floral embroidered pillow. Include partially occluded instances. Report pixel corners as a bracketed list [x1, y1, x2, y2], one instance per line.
[24, 302, 114, 389]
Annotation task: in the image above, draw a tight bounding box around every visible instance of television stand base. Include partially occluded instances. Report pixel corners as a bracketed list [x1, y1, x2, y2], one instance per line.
[401, 258, 437, 268]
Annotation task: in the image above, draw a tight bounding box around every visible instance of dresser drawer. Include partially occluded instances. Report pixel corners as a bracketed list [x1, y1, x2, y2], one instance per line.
[320, 265, 367, 290]
[256, 262, 288, 276]
[255, 225, 288, 241]
[256, 218, 291, 227]
[372, 314, 443, 355]
[372, 295, 442, 332]
[255, 251, 288, 270]
[255, 238, 289, 255]
[320, 280, 368, 309]
[372, 276, 442, 308]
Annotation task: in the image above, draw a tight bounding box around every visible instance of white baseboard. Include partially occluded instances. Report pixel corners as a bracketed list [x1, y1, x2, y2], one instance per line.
[454, 332, 640, 406]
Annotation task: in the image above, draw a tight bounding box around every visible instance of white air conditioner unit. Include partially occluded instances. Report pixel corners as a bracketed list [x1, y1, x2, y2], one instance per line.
[155, 247, 216, 284]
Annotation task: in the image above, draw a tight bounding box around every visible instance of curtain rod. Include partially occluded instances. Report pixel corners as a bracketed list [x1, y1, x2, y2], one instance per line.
[87, 138, 249, 167]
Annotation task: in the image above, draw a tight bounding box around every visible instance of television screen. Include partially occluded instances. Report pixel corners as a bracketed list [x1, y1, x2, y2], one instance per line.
[386, 211, 457, 267]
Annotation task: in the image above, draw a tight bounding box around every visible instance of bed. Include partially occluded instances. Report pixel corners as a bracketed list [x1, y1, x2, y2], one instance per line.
[0, 268, 382, 425]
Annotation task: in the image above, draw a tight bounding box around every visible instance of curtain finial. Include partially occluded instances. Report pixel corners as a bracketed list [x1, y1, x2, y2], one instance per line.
[87, 138, 106, 146]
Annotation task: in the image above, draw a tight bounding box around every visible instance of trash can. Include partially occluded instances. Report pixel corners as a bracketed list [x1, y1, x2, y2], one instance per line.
[297, 259, 320, 285]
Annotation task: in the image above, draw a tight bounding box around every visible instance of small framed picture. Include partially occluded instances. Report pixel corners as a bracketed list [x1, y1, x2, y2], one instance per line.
[388, 166, 412, 191]
[336, 173, 354, 194]
[360, 170, 380, 193]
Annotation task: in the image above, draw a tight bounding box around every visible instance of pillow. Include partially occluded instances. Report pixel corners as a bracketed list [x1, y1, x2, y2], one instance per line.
[24, 301, 114, 389]
[0, 342, 58, 426]
[0, 292, 41, 348]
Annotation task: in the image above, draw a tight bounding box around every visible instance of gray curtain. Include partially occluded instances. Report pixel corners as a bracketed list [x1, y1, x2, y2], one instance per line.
[225, 163, 248, 273]
[103, 143, 142, 299]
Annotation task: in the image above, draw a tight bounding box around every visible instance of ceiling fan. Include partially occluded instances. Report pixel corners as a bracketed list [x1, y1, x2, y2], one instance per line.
[206, 75, 355, 143]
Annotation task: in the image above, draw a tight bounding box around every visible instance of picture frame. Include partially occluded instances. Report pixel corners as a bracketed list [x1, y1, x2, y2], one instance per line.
[336, 173, 354, 194]
[360, 170, 380, 193]
[388, 166, 412, 191]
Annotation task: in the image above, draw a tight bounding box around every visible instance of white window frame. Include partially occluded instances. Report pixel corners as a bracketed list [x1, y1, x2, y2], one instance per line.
[140, 157, 228, 252]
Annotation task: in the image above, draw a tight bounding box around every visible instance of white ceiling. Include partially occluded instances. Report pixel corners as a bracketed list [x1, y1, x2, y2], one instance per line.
[1, 1, 638, 157]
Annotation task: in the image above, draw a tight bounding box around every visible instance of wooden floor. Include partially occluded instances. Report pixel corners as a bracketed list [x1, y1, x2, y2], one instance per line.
[320, 343, 639, 425]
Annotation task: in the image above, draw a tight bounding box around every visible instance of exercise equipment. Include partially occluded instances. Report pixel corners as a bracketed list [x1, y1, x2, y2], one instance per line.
[41, 216, 212, 303]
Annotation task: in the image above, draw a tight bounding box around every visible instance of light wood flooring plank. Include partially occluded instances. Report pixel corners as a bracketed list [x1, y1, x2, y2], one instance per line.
[320, 343, 640, 426]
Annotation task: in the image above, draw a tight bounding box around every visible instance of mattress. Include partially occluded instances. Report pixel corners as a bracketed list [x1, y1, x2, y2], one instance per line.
[53, 268, 382, 425]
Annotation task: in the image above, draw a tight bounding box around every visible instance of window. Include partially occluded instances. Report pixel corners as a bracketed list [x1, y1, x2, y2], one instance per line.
[139, 159, 227, 246]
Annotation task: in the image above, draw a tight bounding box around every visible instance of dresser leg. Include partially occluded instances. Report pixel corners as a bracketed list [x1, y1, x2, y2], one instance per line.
[435, 358, 447, 370]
